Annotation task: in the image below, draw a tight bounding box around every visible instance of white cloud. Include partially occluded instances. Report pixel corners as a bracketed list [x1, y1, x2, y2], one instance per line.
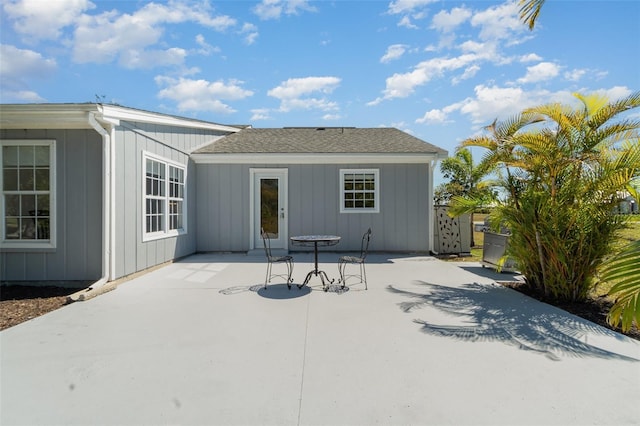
[564, 68, 587, 82]
[416, 109, 448, 124]
[387, 0, 437, 29]
[520, 53, 543, 63]
[593, 86, 633, 102]
[120, 48, 187, 69]
[381, 44, 408, 63]
[156, 76, 254, 114]
[3, 0, 94, 40]
[268, 76, 341, 112]
[377, 54, 479, 100]
[322, 114, 341, 120]
[0, 44, 56, 78]
[397, 16, 418, 29]
[1, 90, 45, 102]
[517, 62, 560, 83]
[240, 23, 259, 45]
[452, 65, 480, 85]
[268, 76, 340, 99]
[470, 2, 527, 43]
[459, 40, 490, 55]
[252, 0, 317, 20]
[425, 85, 636, 128]
[195, 34, 220, 56]
[415, 101, 462, 124]
[72, 1, 236, 68]
[459, 85, 537, 123]
[430, 7, 471, 33]
[0, 44, 55, 102]
[387, 0, 437, 15]
[251, 108, 272, 120]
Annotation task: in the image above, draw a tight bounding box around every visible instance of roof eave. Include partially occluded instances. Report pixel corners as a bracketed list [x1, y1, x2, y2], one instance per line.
[0, 104, 98, 129]
[0, 103, 240, 133]
[191, 152, 445, 164]
[97, 104, 240, 133]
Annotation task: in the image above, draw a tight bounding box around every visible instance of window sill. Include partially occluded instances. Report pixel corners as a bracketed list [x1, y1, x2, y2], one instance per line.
[0, 241, 56, 251]
[142, 229, 187, 242]
[340, 209, 379, 214]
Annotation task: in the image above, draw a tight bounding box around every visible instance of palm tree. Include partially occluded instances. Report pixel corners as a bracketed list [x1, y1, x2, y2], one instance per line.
[436, 147, 496, 246]
[519, 0, 546, 30]
[453, 92, 640, 302]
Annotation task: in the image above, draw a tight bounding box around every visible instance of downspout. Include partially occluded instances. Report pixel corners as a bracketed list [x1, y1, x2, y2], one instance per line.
[85, 112, 111, 292]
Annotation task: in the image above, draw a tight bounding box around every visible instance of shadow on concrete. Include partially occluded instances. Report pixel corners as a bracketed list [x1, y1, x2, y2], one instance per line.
[218, 283, 311, 300]
[387, 281, 638, 362]
[456, 264, 525, 283]
[256, 284, 311, 299]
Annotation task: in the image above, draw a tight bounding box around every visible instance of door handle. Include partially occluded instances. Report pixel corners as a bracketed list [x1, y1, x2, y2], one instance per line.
[281, 212, 285, 218]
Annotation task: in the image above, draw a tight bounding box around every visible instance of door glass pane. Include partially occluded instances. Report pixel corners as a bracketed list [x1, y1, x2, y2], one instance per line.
[260, 178, 279, 238]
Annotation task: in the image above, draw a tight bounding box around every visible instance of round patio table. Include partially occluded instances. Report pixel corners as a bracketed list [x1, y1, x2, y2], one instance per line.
[290, 235, 341, 290]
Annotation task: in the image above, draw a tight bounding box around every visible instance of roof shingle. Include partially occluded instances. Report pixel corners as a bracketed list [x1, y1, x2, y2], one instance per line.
[194, 127, 447, 156]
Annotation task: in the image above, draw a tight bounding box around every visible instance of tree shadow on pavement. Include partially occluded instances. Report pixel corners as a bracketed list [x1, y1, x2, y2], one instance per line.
[387, 281, 639, 362]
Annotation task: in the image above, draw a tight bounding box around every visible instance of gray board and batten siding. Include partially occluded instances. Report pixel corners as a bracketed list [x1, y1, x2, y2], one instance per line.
[0, 128, 103, 282]
[195, 162, 432, 252]
[1, 104, 237, 283]
[111, 120, 231, 280]
[193, 127, 447, 253]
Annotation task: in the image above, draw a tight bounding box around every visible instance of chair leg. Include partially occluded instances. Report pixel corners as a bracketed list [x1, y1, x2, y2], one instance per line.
[361, 263, 368, 290]
[338, 260, 346, 288]
[264, 262, 272, 289]
[286, 259, 293, 289]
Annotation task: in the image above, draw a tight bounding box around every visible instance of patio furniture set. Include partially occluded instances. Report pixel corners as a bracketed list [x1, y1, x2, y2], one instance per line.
[261, 228, 372, 292]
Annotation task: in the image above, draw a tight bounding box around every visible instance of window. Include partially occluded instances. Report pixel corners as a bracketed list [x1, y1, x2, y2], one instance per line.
[143, 153, 186, 240]
[340, 169, 379, 213]
[1, 140, 56, 248]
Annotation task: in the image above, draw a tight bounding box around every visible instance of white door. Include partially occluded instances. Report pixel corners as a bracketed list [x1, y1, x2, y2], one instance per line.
[252, 169, 288, 249]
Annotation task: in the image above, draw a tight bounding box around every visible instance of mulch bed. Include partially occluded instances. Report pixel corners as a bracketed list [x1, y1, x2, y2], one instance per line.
[0, 286, 78, 331]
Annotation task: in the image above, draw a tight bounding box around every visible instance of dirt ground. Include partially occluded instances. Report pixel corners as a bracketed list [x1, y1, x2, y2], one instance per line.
[0, 286, 78, 331]
[1, 283, 638, 340]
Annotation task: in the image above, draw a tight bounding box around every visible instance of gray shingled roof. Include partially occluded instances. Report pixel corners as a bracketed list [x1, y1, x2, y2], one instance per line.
[194, 127, 447, 155]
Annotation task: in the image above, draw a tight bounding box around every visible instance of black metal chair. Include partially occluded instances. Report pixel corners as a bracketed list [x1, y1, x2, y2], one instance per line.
[338, 228, 371, 290]
[261, 228, 294, 289]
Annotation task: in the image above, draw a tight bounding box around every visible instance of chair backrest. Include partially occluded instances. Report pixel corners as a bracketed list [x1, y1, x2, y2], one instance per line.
[261, 228, 273, 258]
[359, 228, 372, 259]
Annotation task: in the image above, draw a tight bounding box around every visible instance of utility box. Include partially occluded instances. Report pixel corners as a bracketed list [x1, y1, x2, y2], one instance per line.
[481, 231, 517, 272]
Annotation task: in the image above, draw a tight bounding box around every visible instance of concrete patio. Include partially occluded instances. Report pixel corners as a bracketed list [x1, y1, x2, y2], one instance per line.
[1, 252, 639, 425]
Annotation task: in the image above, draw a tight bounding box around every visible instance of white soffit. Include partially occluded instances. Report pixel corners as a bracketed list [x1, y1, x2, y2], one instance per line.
[0, 104, 240, 133]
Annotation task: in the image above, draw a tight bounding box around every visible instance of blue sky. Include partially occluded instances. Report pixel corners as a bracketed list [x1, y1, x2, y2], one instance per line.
[1, 0, 639, 185]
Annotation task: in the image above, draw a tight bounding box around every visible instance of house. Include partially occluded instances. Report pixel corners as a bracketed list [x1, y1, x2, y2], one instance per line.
[1, 104, 447, 286]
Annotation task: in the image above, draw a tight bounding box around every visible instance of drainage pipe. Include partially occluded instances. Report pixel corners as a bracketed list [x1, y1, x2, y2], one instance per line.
[85, 111, 112, 291]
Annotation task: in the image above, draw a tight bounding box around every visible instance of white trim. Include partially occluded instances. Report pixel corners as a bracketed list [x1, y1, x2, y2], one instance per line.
[191, 153, 442, 164]
[339, 169, 380, 214]
[141, 151, 188, 242]
[0, 139, 57, 249]
[0, 104, 241, 133]
[99, 105, 240, 133]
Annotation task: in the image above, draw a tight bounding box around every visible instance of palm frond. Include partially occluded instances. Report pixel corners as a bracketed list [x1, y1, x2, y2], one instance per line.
[518, 0, 546, 30]
[603, 241, 640, 332]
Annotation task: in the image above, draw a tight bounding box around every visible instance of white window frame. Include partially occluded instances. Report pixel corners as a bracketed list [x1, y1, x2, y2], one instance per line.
[1, 139, 57, 249]
[142, 152, 187, 242]
[339, 168, 380, 213]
